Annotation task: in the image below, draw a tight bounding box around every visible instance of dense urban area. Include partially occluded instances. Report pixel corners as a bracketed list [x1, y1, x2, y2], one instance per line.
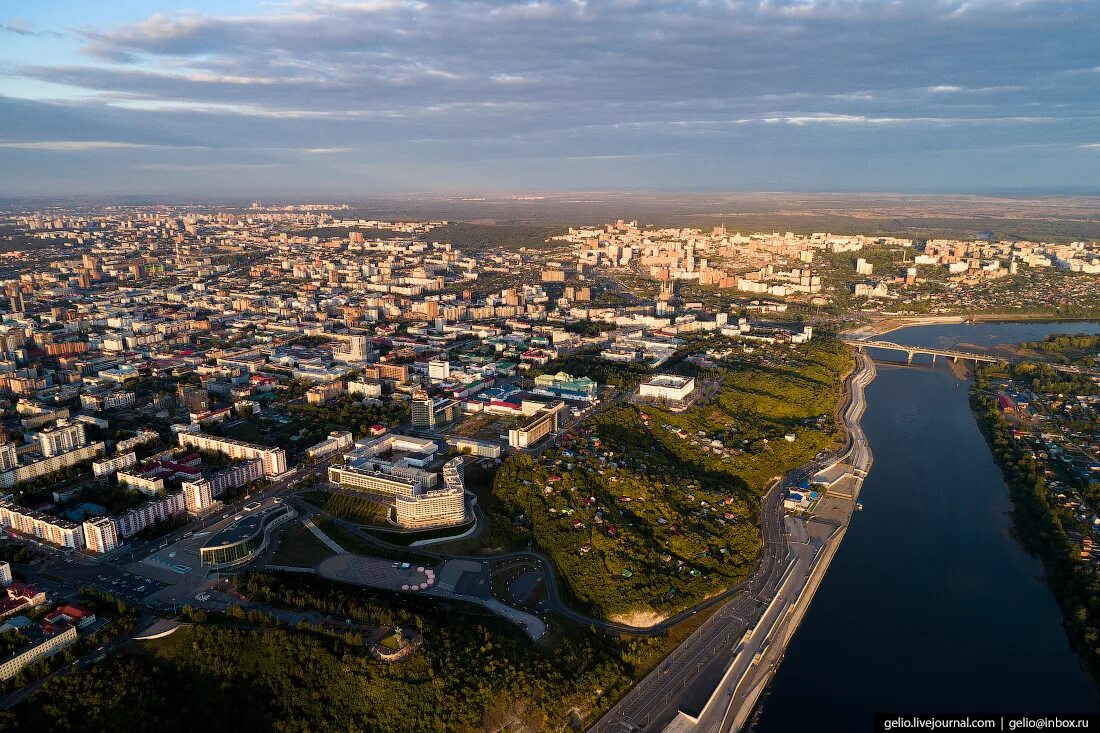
[0, 202, 1097, 731]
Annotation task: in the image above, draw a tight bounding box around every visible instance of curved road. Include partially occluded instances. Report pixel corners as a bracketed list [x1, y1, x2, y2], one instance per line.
[287, 352, 871, 639]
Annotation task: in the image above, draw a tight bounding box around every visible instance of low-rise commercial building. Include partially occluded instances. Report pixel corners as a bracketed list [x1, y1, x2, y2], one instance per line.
[447, 436, 502, 459]
[508, 402, 564, 449]
[199, 503, 295, 569]
[347, 379, 383, 398]
[639, 374, 695, 402]
[0, 624, 77, 681]
[0, 583, 46, 619]
[532, 371, 598, 401]
[306, 381, 345, 405]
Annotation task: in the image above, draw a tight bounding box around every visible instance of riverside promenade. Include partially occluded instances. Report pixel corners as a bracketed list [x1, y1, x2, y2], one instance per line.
[700, 351, 877, 733]
[591, 350, 877, 733]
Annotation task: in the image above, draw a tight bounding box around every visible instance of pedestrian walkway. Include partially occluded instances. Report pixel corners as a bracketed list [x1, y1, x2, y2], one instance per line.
[302, 517, 345, 554]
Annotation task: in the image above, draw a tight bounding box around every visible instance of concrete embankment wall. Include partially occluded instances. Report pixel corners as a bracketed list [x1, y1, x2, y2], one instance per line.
[728, 352, 877, 732]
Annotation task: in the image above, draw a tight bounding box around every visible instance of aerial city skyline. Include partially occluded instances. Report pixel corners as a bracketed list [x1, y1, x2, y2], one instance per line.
[1, 2, 1100, 732]
[1, 0, 1099, 196]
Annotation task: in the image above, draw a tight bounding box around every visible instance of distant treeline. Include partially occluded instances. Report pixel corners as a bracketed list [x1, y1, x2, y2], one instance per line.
[417, 223, 567, 252]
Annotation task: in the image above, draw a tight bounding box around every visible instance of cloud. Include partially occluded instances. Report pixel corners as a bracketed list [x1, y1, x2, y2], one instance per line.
[750, 113, 1051, 127]
[0, 140, 172, 151]
[131, 162, 290, 171]
[0, 19, 66, 38]
[1, 21, 35, 36]
[1, 0, 1100, 193]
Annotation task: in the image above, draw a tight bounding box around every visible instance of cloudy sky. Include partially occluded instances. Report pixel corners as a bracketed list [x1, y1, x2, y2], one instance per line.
[1, 0, 1098, 197]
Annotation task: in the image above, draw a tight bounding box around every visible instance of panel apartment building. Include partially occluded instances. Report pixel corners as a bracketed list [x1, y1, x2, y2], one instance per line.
[177, 432, 287, 477]
[0, 496, 84, 549]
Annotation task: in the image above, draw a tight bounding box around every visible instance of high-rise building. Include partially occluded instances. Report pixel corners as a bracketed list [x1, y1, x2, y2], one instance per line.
[334, 334, 369, 363]
[0, 443, 17, 472]
[183, 479, 214, 513]
[411, 390, 435, 429]
[177, 384, 210, 413]
[82, 517, 119, 554]
[33, 421, 87, 457]
[0, 560, 11, 587]
[427, 360, 450, 382]
[0, 327, 26, 353]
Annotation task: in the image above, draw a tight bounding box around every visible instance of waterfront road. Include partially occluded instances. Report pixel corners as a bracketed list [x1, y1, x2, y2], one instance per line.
[588, 351, 875, 732]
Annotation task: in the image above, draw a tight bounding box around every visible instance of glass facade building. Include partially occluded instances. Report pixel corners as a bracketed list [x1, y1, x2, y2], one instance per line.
[200, 504, 293, 569]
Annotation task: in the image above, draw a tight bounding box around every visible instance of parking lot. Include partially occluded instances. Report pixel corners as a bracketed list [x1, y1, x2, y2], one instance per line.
[87, 570, 166, 603]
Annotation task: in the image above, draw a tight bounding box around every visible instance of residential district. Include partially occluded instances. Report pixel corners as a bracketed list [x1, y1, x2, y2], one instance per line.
[0, 204, 1098, 729]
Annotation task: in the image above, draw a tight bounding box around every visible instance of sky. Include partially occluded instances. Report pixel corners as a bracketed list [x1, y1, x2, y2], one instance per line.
[1, 0, 1098, 197]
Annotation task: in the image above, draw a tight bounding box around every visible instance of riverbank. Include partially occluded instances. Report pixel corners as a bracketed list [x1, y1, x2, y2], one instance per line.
[754, 320, 1100, 731]
[610, 349, 877, 733]
[849, 313, 1100, 340]
[970, 369, 1100, 689]
[715, 351, 877, 732]
[587, 349, 874, 732]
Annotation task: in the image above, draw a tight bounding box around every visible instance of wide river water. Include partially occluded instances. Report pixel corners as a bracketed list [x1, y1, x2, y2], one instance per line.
[753, 321, 1100, 731]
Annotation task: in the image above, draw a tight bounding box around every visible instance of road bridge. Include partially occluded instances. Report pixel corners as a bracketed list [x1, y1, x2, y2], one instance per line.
[841, 337, 1004, 365]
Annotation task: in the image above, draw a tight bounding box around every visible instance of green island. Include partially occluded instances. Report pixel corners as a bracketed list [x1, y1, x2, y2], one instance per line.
[971, 335, 1100, 683]
[487, 335, 853, 621]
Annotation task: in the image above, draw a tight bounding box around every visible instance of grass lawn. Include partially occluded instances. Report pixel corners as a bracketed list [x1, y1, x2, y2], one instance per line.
[488, 336, 853, 620]
[269, 522, 336, 568]
[377, 631, 403, 650]
[301, 490, 391, 525]
[316, 519, 435, 566]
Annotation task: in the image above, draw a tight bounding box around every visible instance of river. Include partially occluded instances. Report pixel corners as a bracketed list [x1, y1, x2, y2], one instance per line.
[752, 321, 1100, 731]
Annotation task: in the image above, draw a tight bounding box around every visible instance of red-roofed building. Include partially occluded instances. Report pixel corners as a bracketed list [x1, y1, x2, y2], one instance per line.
[43, 604, 96, 630]
[0, 582, 46, 619]
[249, 374, 279, 391]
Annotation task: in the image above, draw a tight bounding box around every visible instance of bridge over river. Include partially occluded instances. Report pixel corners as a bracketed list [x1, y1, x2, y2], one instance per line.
[839, 336, 1097, 376]
[839, 337, 1003, 365]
